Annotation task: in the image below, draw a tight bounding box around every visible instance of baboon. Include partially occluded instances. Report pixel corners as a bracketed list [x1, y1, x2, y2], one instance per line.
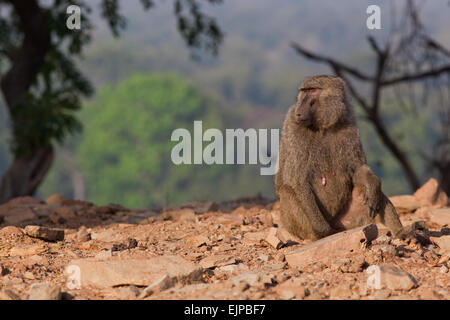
[275, 75, 405, 240]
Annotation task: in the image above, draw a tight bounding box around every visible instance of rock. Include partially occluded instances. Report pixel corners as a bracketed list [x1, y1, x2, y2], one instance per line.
[5, 197, 44, 206]
[414, 178, 449, 207]
[177, 201, 217, 214]
[256, 210, 274, 227]
[418, 288, 441, 300]
[428, 208, 450, 227]
[279, 290, 295, 300]
[95, 250, 112, 259]
[243, 231, 266, 242]
[75, 228, 91, 242]
[372, 289, 391, 300]
[389, 195, 420, 214]
[258, 254, 270, 262]
[24, 225, 64, 242]
[0, 289, 21, 300]
[275, 278, 308, 299]
[0, 226, 24, 239]
[45, 194, 67, 205]
[276, 228, 301, 245]
[368, 264, 418, 291]
[0, 206, 37, 225]
[68, 256, 203, 288]
[230, 272, 261, 287]
[185, 235, 208, 248]
[53, 207, 77, 219]
[329, 284, 353, 299]
[199, 254, 236, 269]
[216, 214, 244, 226]
[113, 285, 141, 300]
[9, 244, 47, 256]
[285, 224, 378, 268]
[28, 282, 61, 300]
[430, 235, 450, 251]
[266, 227, 282, 249]
[161, 209, 196, 222]
[138, 274, 175, 299]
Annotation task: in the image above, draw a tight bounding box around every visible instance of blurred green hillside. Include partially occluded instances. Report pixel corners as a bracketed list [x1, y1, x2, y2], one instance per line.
[0, 0, 449, 208]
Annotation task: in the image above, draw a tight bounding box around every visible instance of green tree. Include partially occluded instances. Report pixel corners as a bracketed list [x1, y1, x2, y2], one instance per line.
[76, 73, 223, 208]
[0, 0, 223, 204]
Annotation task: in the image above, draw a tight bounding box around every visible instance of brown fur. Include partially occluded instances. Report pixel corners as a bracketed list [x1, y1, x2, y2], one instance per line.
[275, 75, 404, 240]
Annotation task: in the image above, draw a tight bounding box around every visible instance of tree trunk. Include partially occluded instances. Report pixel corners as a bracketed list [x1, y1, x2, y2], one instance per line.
[0, 0, 52, 204]
[0, 146, 53, 204]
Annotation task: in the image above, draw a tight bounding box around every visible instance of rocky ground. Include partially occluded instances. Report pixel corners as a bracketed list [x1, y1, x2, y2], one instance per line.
[0, 178, 449, 300]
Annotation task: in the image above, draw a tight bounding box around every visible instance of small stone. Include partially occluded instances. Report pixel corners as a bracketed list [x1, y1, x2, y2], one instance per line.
[266, 227, 282, 249]
[24, 271, 35, 280]
[231, 272, 261, 287]
[428, 208, 450, 227]
[95, 250, 112, 259]
[414, 178, 449, 207]
[75, 228, 91, 242]
[418, 288, 441, 300]
[280, 290, 295, 300]
[138, 274, 175, 299]
[185, 235, 209, 248]
[0, 289, 21, 300]
[9, 244, 47, 257]
[24, 225, 64, 242]
[53, 207, 77, 219]
[368, 264, 418, 291]
[275, 278, 308, 299]
[199, 254, 236, 269]
[114, 285, 140, 300]
[258, 254, 270, 262]
[329, 284, 352, 299]
[275, 253, 285, 262]
[276, 228, 301, 245]
[28, 282, 61, 300]
[440, 265, 448, 274]
[161, 208, 196, 222]
[373, 289, 391, 300]
[389, 195, 420, 213]
[243, 231, 266, 242]
[256, 210, 273, 227]
[237, 281, 250, 292]
[46, 194, 67, 205]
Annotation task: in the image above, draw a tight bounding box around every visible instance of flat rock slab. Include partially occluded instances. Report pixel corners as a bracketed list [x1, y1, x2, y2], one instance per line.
[0, 206, 37, 225]
[389, 195, 420, 213]
[285, 224, 378, 268]
[368, 264, 418, 291]
[429, 208, 450, 227]
[24, 225, 64, 242]
[431, 235, 450, 251]
[68, 255, 204, 288]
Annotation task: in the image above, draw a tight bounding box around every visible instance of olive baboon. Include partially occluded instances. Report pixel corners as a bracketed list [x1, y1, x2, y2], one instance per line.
[275, 75, 405, 240]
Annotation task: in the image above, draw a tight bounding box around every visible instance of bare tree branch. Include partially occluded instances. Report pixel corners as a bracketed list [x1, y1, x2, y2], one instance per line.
[290, 42, 373, 82]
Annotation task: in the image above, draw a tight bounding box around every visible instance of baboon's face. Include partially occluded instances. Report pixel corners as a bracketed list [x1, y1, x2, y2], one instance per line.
[295, 76, 347, 129]
[294, 87, 321, 127]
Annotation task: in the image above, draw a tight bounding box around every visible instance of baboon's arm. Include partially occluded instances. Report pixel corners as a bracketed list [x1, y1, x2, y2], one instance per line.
[352, 165, 383, 218]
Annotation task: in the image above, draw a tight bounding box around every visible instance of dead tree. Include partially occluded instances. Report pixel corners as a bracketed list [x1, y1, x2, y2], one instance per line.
[291, 0, 450, 193]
